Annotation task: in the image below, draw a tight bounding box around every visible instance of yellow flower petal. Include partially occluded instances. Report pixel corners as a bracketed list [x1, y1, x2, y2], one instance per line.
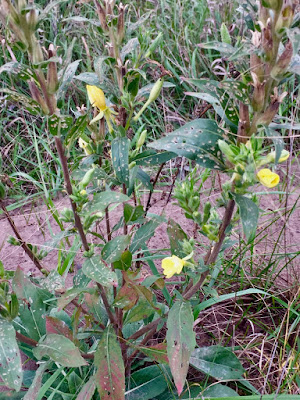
[86, 85, 107, 111]
[161, 255, 185, 279]
[257, 168, 280, 188]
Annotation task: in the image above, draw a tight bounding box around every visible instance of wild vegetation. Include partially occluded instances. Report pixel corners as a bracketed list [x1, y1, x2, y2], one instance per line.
[0, 0, 299, 399]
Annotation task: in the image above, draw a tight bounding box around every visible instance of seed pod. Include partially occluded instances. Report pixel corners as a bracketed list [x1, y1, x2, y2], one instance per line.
[271, 40, 293, 78]
[28, 80, 49, 114]
[94, 0, 109, 32]
[80, 168, 96, 188]
[47, 44, 58, 94]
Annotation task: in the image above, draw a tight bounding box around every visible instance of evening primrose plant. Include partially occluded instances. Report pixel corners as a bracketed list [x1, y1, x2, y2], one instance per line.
[0, 0, 298, 398]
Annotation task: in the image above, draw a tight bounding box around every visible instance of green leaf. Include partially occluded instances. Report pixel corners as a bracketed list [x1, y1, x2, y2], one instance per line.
[137, 343, 169, 364]
[124, 204, 144, 224]
[136, 168, 153, 190]
[63, 16, 100, 26]
[113, 250, 133, 271]
[1, 88, 41, 115]
[124, 299, 155, 324]
[65, 115, 88, 148]
[84, 191, 129, 214]
[74, 72, 102, 86]
[167, 300, 196, 395]
[75, 376, 96, 400]
[57, 60, 81, 100]
[125, 365, 171, 400]
[95, 326, 125, 400]
[132, 150, 176, 166]
[102, 235, 131, 263]
[111, 137, 130, 187]
[265, 126, 284, 164]
[33, 334, 87, 367]
[149, 119, 225, 170]
[199, 41, 236, 54]
[130, 220, 160, 254]
[121, 38, 139, 60]
[57, 287, 95, 309]
[12, 267, 51, 341]
[0, 319, 22, 391]
[190, 346, 244, 380]
[46, 316, 74, 342]
[48, 114, 73, 137]
[203, 383, 239, 397]
[167, 219, 188, 258]
[233, 194, 259, 243]
[82, 255, 118, 287]
[193, 288, 268, 319]
[0, 61, 37, 81]
[113, 284, 139, 310]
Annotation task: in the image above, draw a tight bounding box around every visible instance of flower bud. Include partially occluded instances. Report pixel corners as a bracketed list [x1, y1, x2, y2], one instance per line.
[94, 0, 109, 32]
[149, 78, 164, 102]
[266, 149, 290, 163]
[261, 0, 282, 10]
[251, 73, 266, 112]
[47, 44, 58, 94]
[28, 80, 49, 114]
[117, 3, 125, 43]
[275, 2, 295, 33]
[86, 85, 107, 111]
[79, 168, 95, 188]
[218, 140, 235, 162]
[128, 161, 136, 170]
[136, 130, 147, 149]
[271, 40, 293, 78]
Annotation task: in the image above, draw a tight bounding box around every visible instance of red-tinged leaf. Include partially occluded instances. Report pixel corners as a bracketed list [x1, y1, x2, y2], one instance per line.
[46, 316, 74, 341]
[166, 300, 196, 395]
[95, 326, 125, 400]
[23, 361, 50, 400]
[113, 284, 139, 310]
[75, 376, 96, 400]
[138, 343, 169, 364]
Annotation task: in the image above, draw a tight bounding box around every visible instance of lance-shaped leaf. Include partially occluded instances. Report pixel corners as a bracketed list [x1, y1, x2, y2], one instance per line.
[23, 361, 51, 400]
[132, 150, 176, 166]
[102, 235, 131, 263]
[95, 326, 125, 400]
[166, 300, 196, 395]
[111, 137, 130, 187]
[189, 345, 244, 380]
[82, 255, 118, 287]
[113, 283, 139, 310]
[0, 319, 23, 391]
[75, 376, 96, 400]
[46, 316, 74, 341]
[149, 119, 225, 170]
[84, 191, 129, 214]
[138, 343, 168, 364]
[33, 334, 87, 367]
[167, 219, 188, 258]
[12, 267, 52, 341]
[233, 194, 259, 243]
[130, 220, 160, 254]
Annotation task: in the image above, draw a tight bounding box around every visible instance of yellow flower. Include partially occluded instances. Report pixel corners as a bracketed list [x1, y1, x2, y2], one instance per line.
[86, 85, 107, 111]
[80, 189, 87, 196]
[268, 149, 290, 163]
[162, 255, 186, 279]
[86, 85, 117, 132]
[257, 168, 280, 188]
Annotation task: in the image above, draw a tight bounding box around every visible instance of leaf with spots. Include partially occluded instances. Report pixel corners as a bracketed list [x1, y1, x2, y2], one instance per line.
[95, 325, 125, 400]
[148, 119, 225, 170]
[57, 60, 81, 100]
[46, 316, 74, 342]
[48, 114, 73, 137]
[233, 194, 259, 243]
[33, 334, 87, 367]
[84, 191, 129, 214]
[1, 88, 41, 115]
[0, 319, 23, 391]
[102, 235, 131, 263]
[189, 345, 244, 380]
[82, 255, 118, 287]
[12, 267, 52, 341]
[132, 150, 176, 166]
[167, 219, 188, 258]
[130, 220, 160, 254]
[111, 137, 130, 187]
[166, 300, 196, 395]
